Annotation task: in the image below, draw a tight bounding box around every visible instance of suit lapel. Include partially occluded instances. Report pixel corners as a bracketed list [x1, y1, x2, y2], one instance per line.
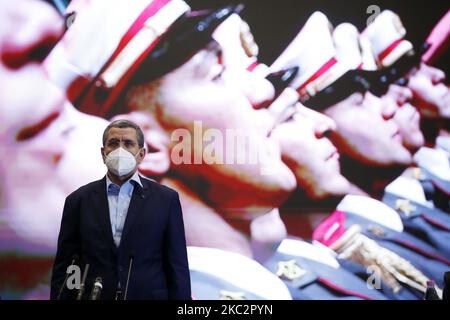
[93, 177, 117, 252]
[120, 177, 151, 243]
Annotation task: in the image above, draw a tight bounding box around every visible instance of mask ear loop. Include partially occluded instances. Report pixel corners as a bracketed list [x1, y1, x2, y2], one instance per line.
[133, 148, 147, 166]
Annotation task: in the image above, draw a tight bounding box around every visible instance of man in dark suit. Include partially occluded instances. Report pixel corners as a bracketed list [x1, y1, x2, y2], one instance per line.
[50, 119, 191, 300]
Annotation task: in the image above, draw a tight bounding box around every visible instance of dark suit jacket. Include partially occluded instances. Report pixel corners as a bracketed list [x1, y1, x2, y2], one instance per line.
[50, 175, 191, 300]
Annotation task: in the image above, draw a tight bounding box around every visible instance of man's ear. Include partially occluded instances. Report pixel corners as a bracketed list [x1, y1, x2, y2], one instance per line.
[137, 147, 146, 161]
[101, 147, 106, 164]
[138, 130, 170, 177]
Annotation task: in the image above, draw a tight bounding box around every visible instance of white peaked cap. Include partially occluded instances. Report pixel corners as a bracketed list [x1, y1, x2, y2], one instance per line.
[436, 136, 450, 155]
[359, 36, 378, 71]
[385, 176, 430, 207]
[187, 246, 292, 300]
[271, 12, 336, 94]
[271, 12, 354, 100]
[361, 10, 414, 67]
[44, 0, 190, 114]
[213, 13, 268, 77]
[213, 14, 255, 69]
[333, 23, 378, 71]
[277, 239, 340, 269]
[337, 195, 403, 232]
[333, 23, 363, 70]
[414, 147, 450, 181]
[46, 0, 149, 86]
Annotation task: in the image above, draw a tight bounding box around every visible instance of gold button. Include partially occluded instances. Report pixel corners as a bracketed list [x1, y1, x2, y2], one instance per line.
[276, 259, 307, 281]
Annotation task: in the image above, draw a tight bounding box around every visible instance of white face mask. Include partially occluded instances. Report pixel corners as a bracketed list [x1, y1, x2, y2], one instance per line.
[105, 147, 139, 178]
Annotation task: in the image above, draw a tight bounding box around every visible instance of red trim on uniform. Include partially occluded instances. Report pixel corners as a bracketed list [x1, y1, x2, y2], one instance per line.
[296, 57, 337, 94]
[421, 214, 450, 232]
[357, 62, 364, 70]
[246, 60, 259, 72]
[430, 179, 450, 196]
[312, 210, 346, 247]
[217, 50, 223, 66]
[67, 75, 90, 103]
[317, 277, 374, 300]
[393, 238, 450, 266]
[378, 38, 403, 63]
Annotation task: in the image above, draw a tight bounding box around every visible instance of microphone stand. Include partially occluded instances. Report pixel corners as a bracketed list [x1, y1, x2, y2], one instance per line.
[123, 255, 134, 300]
[76, 263, 90, 300]
[57, 255, 78, 300]
[89, 277, 103, 300]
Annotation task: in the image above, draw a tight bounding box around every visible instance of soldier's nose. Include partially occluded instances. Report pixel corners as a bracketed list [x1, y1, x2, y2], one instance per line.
[390, 85, 414, 107]
[381, 99, 397, 120]
[243, 73, 276, 109]
[314, 116, 336, 139]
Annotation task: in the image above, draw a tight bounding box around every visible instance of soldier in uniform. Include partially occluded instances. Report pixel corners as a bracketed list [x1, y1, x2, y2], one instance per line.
[0, 0, 112, 299]
[313, 195, 449, 299]
[188, 246, 292, 300]
[263, 238, 387, 300]
[269, 11, 414, 198]
[383, 175, 450, 259]
[362, 11, 450, 197]
[413, 147, 450, 206]
[361, 10, 450, 187]
[211, 13, 362, 201]
[331, 15, 448, 209]
[335, 11, 450, 215]
[361, 10, 449, 121]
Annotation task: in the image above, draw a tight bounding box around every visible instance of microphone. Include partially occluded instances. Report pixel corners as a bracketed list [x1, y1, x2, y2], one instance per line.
[89, 277, 103, 300]
[443, 271, 450, 301]
[123, 253, 135, 300]
[76, 263, 90, 300]
[57, 254, 78, 300]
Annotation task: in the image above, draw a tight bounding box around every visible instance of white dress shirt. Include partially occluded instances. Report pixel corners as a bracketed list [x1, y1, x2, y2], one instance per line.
[106, 171, 143, 247]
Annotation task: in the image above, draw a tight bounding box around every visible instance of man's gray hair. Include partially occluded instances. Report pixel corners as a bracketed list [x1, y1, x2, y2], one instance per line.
[103, 119, 145, 148]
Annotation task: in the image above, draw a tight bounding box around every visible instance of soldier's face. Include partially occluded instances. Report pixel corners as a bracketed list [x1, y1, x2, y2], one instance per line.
[0, 0, 64, 252]
[383, 84, 424, 152]
[324, 92, 412, 166]
[0, 0, 65, 143]
[0, 0, 108, 251]
[144, 41, 296, 209]
[213, 18, 350, 199]
[408, 63, 450, 119]
[271, 104, 351, 199]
